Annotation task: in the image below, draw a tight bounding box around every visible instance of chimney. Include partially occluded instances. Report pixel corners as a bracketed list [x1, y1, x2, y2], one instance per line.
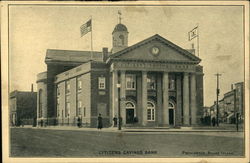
[31, 84, 34, 92]
[231, 84, 234, 90]
[102, 47, 108, 62]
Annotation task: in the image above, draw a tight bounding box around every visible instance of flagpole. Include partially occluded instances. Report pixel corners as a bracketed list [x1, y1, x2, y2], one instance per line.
[90, 16, 93, 61]
[197, 23, 199, 57]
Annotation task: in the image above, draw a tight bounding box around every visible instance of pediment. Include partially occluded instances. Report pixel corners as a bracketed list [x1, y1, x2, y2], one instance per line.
[109, 34, 201, 64]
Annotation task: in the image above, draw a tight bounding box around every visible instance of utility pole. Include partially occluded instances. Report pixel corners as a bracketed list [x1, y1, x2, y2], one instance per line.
[233, 89, 239, 132]
[215, 73, 222, 126]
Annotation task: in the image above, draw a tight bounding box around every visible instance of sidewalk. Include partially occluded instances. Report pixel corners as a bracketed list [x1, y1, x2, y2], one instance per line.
[21, 124, 243, 133]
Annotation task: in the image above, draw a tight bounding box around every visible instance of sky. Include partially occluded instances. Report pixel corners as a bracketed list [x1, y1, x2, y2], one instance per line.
[9, 4, 244, 106]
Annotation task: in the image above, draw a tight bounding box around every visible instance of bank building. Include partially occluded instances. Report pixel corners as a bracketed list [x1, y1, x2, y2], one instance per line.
[36, 20, 204, 128]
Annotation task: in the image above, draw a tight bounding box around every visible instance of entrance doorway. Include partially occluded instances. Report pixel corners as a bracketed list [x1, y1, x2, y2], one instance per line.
[125, 101, 136, 124]
[126, 109, 134, 124]
[169, 109, 174, 125]
[169, 102, 175, 125]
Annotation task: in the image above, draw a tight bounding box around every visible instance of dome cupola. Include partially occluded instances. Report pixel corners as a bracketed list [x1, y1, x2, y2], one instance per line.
[112, 11, 129, 54]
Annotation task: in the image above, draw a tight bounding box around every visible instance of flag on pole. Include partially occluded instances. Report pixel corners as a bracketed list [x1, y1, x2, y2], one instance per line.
[188, 26, 198, 41]
[80, 19, 92, 37]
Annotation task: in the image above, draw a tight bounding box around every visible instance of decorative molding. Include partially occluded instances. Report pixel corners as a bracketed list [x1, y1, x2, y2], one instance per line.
[112, 61, 196, 73]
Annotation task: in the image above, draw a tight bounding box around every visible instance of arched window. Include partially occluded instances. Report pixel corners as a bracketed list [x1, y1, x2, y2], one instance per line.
[119, 35, 125, 45]
[147, 101, 155, 121]
[38, 89, 43, 118]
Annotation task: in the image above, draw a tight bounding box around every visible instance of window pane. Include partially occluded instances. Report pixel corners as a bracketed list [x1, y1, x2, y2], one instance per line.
[152, 109, 155, 120]
[99, 77, 105, 89]
[126, 75, 136, 89]
[147, 109, 151, 120]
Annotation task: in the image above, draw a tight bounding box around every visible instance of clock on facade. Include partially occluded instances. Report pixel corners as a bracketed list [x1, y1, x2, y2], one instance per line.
[150, 46, 160, 56]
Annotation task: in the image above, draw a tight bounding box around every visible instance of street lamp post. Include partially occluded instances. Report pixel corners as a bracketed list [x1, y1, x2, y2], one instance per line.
[117, 83, 122, 130]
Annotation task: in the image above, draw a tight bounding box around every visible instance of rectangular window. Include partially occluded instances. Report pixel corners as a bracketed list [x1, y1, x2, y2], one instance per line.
[57, 85, 60, 96]
[83, 107, 86, 117]
[126, 74, 136, 90]
[169, 78, 175, 90]
[57, 97, 60, 117]
[65, 95, 70, 117]
[98, 77, 106, 89]
[147, 75, 156, 90]
[66, 80, 70, 94]
[147, 109, 155, 121]
[77, 78, 82, 92]
[77, 101, 82, 116]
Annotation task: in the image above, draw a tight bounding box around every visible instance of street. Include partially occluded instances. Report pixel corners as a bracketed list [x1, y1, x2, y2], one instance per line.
[10, 128, 244, 157]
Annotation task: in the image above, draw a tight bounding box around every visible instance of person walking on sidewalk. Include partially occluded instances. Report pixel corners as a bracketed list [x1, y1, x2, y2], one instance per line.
[113, 115, 117, 127]
[97, 114, 103, 130]
[212, 116, 216, 127]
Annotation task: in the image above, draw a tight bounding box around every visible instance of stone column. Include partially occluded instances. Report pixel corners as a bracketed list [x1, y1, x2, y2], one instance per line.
[120, 70, 126, 125]
[141, 71, 148, 126]
[162, 72, 169, 125]
[136, 74, 142, 125]
[176, 75, 182, 126]
[112, 70, 118, 125]
[183, 72, 190, 125]
[190, 73, 197, 125]
[157, 73, 163, 126]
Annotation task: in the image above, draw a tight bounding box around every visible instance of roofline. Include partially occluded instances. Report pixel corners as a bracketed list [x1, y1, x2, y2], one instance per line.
[107, 34, 201, 63]
[46, 49, 102, 54]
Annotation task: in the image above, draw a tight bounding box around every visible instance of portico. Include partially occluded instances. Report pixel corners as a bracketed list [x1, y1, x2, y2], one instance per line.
[110, 59, 199, 127]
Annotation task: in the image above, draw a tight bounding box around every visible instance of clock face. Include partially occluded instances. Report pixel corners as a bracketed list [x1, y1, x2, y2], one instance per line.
[151, 47, 160, 55]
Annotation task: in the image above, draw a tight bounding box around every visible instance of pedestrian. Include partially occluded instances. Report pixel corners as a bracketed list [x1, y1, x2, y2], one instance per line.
[113, 115, 117, 127]
[212, 117, 216, 127]
[97, 114, 103, 130]
[41, 119, 44, 127]
[77, 116, 81, 128]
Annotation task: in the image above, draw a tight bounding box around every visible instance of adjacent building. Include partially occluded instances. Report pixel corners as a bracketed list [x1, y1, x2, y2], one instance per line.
[37, 22, 204, 128]
[9, 90, 37, 126]
[208, 82, 244, 124]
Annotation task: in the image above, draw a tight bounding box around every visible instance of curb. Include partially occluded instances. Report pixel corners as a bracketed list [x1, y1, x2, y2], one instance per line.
[13, 127, 243, 133]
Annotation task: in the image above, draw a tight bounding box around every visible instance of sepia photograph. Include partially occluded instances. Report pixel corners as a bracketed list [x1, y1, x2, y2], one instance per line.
[1, 1, 249, 163]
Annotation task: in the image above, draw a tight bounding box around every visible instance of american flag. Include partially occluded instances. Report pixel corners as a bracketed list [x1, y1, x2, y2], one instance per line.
[80, 19, 92, 37]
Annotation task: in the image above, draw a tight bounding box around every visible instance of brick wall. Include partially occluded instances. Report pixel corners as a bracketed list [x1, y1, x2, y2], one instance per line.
[90, 62, 110, 127]
[47, 64, 77, 122]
